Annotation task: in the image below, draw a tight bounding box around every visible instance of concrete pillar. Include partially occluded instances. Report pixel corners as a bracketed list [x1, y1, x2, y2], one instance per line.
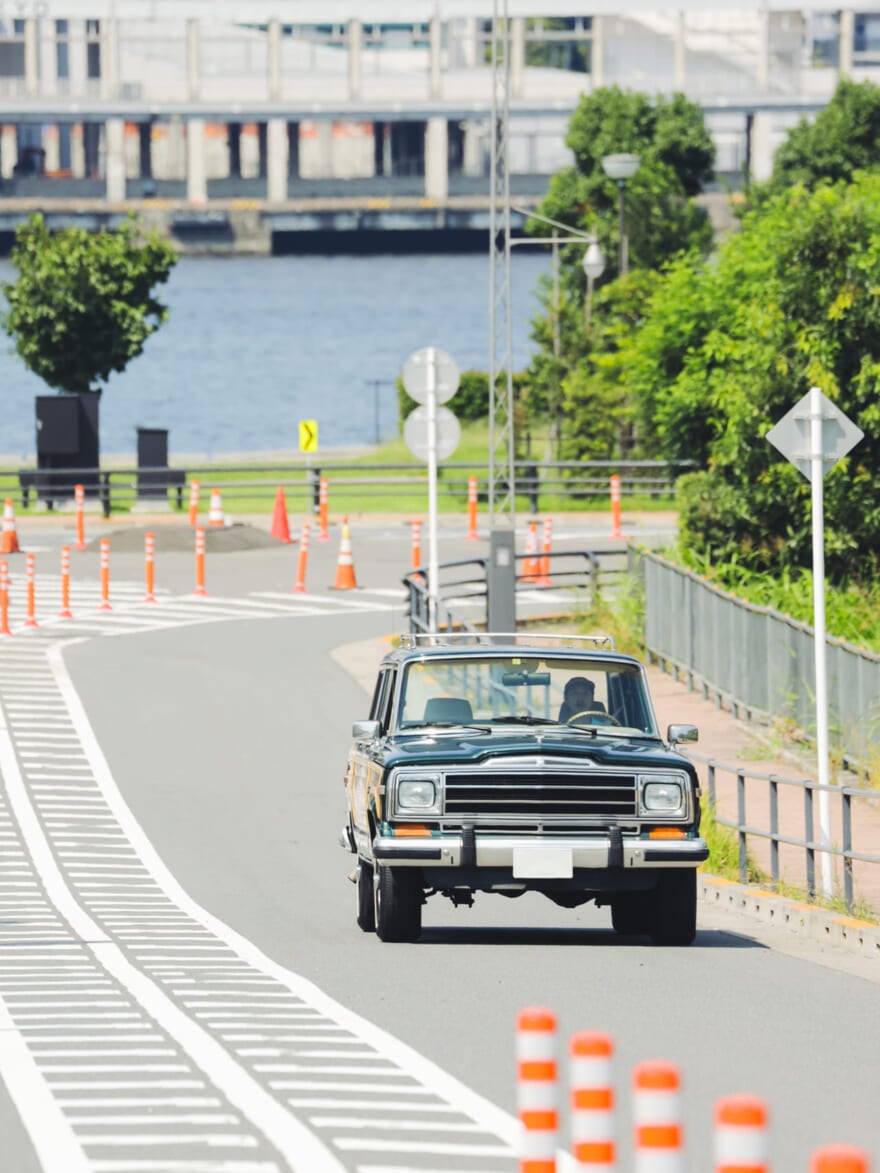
[424, 118, 448, 201]
[186, 119, 207, 203]
[266, 118, 288, 200]
[429, 16, 442, 99]
[105, 117, 126, 200]
[839, 9, 855, 77]
[348, 18, 362, 100]
[24, 19, 38, 96]
[187, 18, 201, 100]
[755, 7, 770, 91]
[228, 122, 241, 177]
[71, 122, 86, 177]
[68, 19, 88, 97]
[591, 16, 605, 89]
[39, 18, 57, 97]
[267, 17, 281, 101]
[101, 17, 119, 100]
[1, 125, 18, 178]
[674, 11, 687, 91]
[462, 120, 483, 176]
[42, 124, 60, 173]
[748, 113, 774, 182]
[510, 17, 526, 99]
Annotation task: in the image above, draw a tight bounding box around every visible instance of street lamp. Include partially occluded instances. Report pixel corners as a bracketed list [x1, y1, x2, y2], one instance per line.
[581, 239, 605, 328]
[601, 153, 640, 276]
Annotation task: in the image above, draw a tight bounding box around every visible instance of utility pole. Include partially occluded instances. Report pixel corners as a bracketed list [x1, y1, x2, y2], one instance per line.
[487, 0, 517, 631]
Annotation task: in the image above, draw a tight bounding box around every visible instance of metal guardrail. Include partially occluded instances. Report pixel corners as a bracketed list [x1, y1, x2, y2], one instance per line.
[402, 549, 605, 635]
[1, 459, 690, 516]
[641, 551, 880, 762]
[690, 750, 880, 915]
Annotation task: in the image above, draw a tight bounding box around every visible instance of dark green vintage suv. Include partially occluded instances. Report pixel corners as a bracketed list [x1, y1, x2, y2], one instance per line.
[340, 633, 707, 945]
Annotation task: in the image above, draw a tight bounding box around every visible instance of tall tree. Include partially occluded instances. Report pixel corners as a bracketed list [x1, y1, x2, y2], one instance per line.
[2, 213, 177, 396]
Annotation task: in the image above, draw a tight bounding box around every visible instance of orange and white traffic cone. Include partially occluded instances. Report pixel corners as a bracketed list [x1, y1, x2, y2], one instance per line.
[292, 522, 310, 594]
[811, 1146, 870, 1172]
[411, 519, 422, 571]
[208, 487, 225, 527]
[633, 1061, 684, 1172]
[0, 498, 20, 554]
[517, 1007, 558, 1173]
[316, 477, 330, 541]
[466, 475, 479, 540]
[332, 517, 358, 590]
[271, 485, 292, 543]
[610, 474, 626, 541]
[99, 537, 112, 612]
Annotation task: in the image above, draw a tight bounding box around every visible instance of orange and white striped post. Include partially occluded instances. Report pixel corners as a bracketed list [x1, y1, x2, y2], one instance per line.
[292, 522, 310, 594]
[517, 1008, 558, 1173]
[74, 484, 86, 551]
[633, 1061, 684, 1173]
[411, 519, 422, 571]
[143, 532, 157, 603]
[99, 538, 112, 611]
[317, 477, 330, 540]
[208, 487, 225, 527]
[811, 1147, 870, 1172]
[466, 475, 479, 540]
[714, 1095, 768, 1173]
[536, 516, 553, 587]
[610, 475, 625, 541]
[522, 521, 540, 584]
[24, 551, 38, 628]
[194, 526, 208, 597]
[58, 545, 73, 620]
[0, 559, 11, 637]
[570, 1032, 615, 1170]
[188, 479, 200, 526]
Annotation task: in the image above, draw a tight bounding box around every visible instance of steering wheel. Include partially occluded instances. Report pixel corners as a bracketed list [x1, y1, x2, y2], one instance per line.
[567, 710, 621, 727]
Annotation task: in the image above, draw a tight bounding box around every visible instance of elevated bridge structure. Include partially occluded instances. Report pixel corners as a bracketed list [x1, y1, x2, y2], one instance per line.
[0, 2, 878, 247]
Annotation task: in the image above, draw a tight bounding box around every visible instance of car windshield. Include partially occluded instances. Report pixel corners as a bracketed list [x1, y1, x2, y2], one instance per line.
[396, 655, 659, 737]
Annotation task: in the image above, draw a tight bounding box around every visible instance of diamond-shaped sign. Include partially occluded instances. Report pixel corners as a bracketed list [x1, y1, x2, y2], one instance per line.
[766, 387, 863, 482]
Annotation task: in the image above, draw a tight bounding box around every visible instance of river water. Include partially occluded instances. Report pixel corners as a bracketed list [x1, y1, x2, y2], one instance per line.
[0, 252, 549, 462]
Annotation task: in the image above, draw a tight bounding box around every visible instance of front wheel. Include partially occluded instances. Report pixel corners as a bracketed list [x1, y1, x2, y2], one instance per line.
[649, 869, 697, 946]
[356, 859, 375, 932]
[375, 866, 422, 942]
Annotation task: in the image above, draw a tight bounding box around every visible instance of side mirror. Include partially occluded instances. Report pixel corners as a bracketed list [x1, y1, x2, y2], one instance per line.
[352, 719, 381, 740]
[667, 724, 698, 745]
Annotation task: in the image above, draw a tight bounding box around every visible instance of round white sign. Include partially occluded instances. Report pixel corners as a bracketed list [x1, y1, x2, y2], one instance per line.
[402, 347, 460, 406]
[403, 405, 461, 463]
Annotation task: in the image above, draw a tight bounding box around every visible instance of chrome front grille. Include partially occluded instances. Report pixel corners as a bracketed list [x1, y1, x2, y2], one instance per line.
[443, 770, 638, 822]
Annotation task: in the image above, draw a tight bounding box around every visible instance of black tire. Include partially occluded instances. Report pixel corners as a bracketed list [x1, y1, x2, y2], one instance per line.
[610, 892, 651, 937]
[356, 859, 376, 933]
[375, 866, 422, 942]
[649, 869, 697, 946]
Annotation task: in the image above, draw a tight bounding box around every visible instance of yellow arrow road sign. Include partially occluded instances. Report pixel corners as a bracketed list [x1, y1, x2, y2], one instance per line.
[299, 420, 318, 453]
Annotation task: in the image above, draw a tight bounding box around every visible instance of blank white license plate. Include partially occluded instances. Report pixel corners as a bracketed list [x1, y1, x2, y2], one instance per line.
[513, 847, 573, 879]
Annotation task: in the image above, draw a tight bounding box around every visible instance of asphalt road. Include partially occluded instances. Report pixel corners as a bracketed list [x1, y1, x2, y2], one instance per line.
[0, 528, 878, 1171]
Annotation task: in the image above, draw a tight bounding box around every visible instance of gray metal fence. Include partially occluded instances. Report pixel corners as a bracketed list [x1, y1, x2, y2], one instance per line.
[642, 552, 880, 760]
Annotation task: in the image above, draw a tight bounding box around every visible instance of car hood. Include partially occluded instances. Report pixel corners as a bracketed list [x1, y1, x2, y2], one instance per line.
[383, 730, 689, 771]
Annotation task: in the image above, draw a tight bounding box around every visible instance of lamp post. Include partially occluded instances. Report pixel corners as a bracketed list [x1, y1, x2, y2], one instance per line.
[582, 239, 605, 328]
[601, 153, 640, 276]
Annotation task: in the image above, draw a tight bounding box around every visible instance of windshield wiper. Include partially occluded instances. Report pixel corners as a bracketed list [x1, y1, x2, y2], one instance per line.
[399, 722, 492, 734]
[486, 716, 560, 726]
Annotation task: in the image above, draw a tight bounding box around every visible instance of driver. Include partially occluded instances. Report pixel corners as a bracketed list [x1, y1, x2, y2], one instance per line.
[558, 676, 606, 722]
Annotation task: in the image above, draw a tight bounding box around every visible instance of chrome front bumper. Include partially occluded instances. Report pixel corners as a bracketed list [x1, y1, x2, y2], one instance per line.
[372, 833, 708, 871]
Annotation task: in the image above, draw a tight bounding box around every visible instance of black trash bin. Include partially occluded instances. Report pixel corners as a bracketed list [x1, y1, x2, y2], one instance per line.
[136, 427, 169, 501]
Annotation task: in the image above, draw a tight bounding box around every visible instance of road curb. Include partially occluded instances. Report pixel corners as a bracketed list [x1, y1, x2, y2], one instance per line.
[699, 875, 880, 959]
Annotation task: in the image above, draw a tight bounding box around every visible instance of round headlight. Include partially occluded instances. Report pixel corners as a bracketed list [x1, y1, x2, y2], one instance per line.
[642, 781, 683, 812]
[398, 778, 437, 809]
